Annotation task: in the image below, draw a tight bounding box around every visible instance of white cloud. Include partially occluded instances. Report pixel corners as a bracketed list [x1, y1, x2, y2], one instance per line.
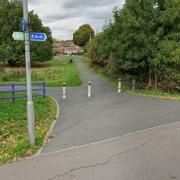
[29, 0, 124, 40]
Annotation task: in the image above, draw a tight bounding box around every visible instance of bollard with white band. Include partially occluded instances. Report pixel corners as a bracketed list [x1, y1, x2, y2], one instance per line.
[88, 81, 92, 98]
[118, 78, 122, 93]
[62, 83, 66, 99]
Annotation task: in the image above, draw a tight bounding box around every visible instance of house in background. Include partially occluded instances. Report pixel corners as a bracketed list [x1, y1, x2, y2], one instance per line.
[53, 40, 83, 55]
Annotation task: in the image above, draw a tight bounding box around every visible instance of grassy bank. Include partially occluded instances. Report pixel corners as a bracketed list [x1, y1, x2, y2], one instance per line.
[0, 56, 82, 87]
[82, 57, 180, 100]
[0, 96, 56, 164]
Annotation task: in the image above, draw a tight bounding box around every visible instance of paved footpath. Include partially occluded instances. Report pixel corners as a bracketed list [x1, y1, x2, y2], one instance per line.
[1, 58, 180, 180]
[44, 59, 180, 153]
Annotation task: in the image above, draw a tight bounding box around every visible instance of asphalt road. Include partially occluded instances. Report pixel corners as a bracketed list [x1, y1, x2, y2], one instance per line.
[1, 121, 180, 180]
[43, 59, 180, 153]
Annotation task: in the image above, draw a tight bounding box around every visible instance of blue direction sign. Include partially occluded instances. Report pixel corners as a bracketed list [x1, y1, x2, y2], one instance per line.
[29, 32, 47, 41]
[21, 18, 26, 32]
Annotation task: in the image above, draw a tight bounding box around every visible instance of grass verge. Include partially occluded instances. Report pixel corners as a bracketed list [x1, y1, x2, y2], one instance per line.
[0, 56, 82, 87]
[0, 96, 56, 164]
[82, 57, 180, 100]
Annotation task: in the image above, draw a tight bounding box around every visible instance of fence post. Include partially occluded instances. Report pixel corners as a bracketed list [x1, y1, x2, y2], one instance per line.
[12, 84, 15, 103]
[43, 81, 46, 98]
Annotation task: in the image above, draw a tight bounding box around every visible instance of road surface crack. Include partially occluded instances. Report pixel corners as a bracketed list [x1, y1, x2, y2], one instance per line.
[48, 136, 160, 180]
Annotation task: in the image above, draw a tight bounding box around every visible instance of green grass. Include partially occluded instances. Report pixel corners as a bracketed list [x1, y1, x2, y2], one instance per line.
[0, 56, 82, 87]
[82, 57, 180, 100]
[0, 96, 56, 164]
[0, 55, 82, 163]
[126, 89, 180, 100]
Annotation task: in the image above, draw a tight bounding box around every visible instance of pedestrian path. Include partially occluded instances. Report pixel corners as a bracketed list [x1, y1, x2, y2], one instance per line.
[44, 58, 180, 153]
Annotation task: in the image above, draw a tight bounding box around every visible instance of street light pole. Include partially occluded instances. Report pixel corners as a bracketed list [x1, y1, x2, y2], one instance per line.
[23, 0, 35, 145]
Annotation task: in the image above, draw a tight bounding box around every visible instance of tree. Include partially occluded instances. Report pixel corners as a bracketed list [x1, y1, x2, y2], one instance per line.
[0, 0, 53, 66]
[152, 0, 180, 91]
[87, 0, 180, 92]
[73, 24, 94, 47]
[29, 11, 53, 64]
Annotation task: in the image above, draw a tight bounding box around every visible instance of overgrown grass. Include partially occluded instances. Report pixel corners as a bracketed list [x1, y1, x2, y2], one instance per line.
[0, 96, 56, 164]
[82, 57, 180, 100]
[0, 56, 82, 87]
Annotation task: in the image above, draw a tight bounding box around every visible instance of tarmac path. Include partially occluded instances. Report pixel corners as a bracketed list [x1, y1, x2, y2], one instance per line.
[43, 58, 180, 153]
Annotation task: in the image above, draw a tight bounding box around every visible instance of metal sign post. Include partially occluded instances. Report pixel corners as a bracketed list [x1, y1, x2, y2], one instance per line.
[23, 0, 35, 145]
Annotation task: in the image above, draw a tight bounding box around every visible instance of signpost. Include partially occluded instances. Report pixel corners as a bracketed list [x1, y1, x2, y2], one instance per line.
[12, 0, 48, 146]
[23, 0, 35, 146]
[20, 0, 47, 146]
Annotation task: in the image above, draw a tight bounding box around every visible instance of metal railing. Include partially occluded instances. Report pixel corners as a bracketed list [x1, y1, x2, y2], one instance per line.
[0, 82, 46, 102]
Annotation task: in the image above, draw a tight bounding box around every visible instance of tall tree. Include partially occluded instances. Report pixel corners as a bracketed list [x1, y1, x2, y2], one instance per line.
[88, 0, 180, 92]
[73, 24, 94, 47]
[0, 0, 53, 66]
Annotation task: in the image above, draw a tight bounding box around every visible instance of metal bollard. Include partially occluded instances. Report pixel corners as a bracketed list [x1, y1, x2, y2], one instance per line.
[62, 83, 66, 99]
[118, 78, 122, 93]
[88, 81, 92, 98]
[132, 79, 136, 90]
[42, 81, 46, 98]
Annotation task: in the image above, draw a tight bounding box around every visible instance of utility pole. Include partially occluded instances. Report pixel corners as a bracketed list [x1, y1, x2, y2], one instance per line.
[23, 0, 35, 145]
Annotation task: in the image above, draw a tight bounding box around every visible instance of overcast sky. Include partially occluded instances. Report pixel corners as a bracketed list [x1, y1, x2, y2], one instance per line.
[29, 0, 124, 40]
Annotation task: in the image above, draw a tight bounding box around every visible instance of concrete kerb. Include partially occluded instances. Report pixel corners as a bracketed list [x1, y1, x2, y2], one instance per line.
[35, 96, 60, 156]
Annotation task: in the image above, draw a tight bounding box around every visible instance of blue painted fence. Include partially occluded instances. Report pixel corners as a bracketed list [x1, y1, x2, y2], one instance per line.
[0, 82, 46, 102]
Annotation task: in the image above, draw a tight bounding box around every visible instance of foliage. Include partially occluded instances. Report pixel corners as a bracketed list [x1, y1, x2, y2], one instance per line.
[0, 0, 53, 66]
[88, 0, 180, 92]
[84, 57, 180, 100]
[73, 24, 95, 47]
[0, 56, 82, 87]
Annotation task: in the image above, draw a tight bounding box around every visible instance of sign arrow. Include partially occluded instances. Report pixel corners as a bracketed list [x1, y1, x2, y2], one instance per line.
[12, 32, 47, 42]
[21, 18, 26, 32]
[12, 32, 24, 41]
[29, 32, 47, 41]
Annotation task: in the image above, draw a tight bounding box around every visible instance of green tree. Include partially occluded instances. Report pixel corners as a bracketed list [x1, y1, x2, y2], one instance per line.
[0, 0, 53, 66]
[73, 24, 95, 47]
[152, 0, 180, 91]
[88, 0, 180, 92]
